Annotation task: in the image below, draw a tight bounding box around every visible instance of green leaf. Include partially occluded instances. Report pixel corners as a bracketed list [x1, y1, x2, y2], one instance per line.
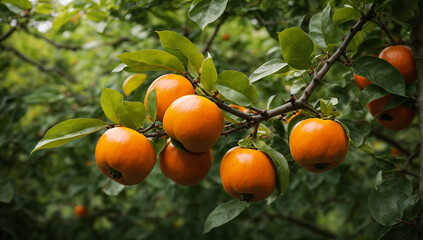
[321, 4, 340, 47]
[146, 89, 157, 122]
[359, 85, 388, 107]
[2, 0, 31, 9]
[170, 138, 189, 153]
[333, 7, 359, 24]
[189, 0, 228, 30]
[249, 59, 289, 83]
[31, 119, 108, 154]
[238, 138, 253, 148]
[278, 27, 314, 70]
[157, 30, 204, 70]
[368, 188, 406, 226]
[319, 99, 334, 116]
[352, 56, 406, 96]
[52, 10, 79, 31]
[35, 3, 52, 14]
[117, 50, 185, 74]
[216, 70, 257, 106]
[377, 223, 419, 240]
[112, 63, 128, 73]
[152, 138, 167, 155]
[272, 119, 285, 137]
[122, 73, 147, 96]
[253, 140, 289, 195]
[203, 199, 248, 234]
[341, 120, 370, 146]
[86, 8, 108, 22]
[118, 101, 146, 129]
[200, 54, 218, 91]
[309, 12, 326, 49]
[0, 182, 14, 203]
[103, 180, 125, 196]
[101, 88, 124, 124]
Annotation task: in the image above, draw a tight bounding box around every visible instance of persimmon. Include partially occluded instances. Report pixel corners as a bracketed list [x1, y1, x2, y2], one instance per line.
[367, 95, 415, 131]
[354, 74, 372, 90]
[74, 204, 88, 217]
[220, 147, 276, 202]
[289, 118, 349, 173]
[95, 127, 156, 185]
[368, 95, 392, 116]
[163, 95, 224, 153]
[144, 74, 195, 122]
[222, 33, 230, 41]
[159, 141, 212, 185]
[378, 45, 417, 83]
[377, 105, 415, 131]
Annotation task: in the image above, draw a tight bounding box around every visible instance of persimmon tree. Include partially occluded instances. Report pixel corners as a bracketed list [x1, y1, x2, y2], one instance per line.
[1, 0, 423, 239]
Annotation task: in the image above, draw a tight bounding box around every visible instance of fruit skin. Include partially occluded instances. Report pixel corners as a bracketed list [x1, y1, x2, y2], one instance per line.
[377, 105, 415, 131]
[144, 74, 195, 122]
[163, 95, 224, 153]
[220, 147, 276, 202]
[159, 141, 213, 186]
[368, 94, 392, 116]
[289, 118, 349, 173]
[378, 45, 417, 83]
[354, 74, 372, 90]
[95, 127, 156, 185]
[74, 204, 88, 217]
[367, 95, 415, 131]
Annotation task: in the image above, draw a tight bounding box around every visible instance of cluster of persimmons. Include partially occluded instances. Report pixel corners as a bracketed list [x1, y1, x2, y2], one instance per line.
[92, 44, 416, 204]
[354, 45, 417, 131]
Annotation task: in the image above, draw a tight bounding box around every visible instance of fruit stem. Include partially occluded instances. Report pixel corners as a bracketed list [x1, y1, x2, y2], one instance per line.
[108, 168, 122, 180]
[240, 193, 253, 202]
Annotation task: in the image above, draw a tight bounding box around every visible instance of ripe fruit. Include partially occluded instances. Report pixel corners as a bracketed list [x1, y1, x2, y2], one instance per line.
[220, 147, 276, 202]
[95, 127, 156, 185]
[74, 204, 88, 217]
[144, 74, 195, 122]
[159, 141, 213, 185]
[354, 74, 372, 90]
[163, 95, 224, 153]
[367, 95, 415, 131]
[378, 45, 417, 83]
[377, 105, 415, 131]
[222, 33, 230, 41]
[289, 118, 349, 173]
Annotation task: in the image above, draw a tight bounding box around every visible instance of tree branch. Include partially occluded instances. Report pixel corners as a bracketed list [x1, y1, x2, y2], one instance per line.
[23, 28, 80, 51]
[1, 45, 77, 83]
[370, 130, 410, 156]
[201, 13, 228, 54]
[371, 19, 396, 45]
[410, 0, 423, 217]
[0, 27, 17, 43]
[264, 213, 337, 239]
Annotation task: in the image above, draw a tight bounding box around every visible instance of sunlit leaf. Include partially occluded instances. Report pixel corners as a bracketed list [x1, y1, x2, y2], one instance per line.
[31, 119, 108, 154]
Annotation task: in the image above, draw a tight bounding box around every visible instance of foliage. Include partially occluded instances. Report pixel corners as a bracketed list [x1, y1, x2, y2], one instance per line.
[1, 0, 422, 239]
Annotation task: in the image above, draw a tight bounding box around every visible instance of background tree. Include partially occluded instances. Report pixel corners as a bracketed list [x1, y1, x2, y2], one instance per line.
[0, 0, 422, 239]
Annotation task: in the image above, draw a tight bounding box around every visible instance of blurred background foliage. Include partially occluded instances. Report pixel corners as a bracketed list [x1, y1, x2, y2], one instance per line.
[0, 0, 421, 239]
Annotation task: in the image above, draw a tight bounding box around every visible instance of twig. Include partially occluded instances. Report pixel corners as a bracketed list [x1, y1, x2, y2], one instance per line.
[23, 28, 80, 51]
[2, 45, 77, 83]
[201, 13, 229, 54]
[404, 144, 420, 169]
[370, 130, 410, 156]
[371, 19, 396, 45]
[401, 169, 420, 179]
[221, 121, 250, 136]
[143, 130, 167, 138]
[264, 213, 337, 239]
[0, 27, 17, 43]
